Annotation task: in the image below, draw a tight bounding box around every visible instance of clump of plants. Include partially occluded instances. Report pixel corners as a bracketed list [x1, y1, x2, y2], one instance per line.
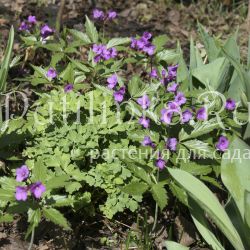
[0, 9, 250, 249]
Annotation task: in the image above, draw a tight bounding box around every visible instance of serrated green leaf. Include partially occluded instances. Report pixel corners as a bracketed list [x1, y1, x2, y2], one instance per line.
[179, 118, 220, 141]
[121, 182, 148, 196]
[68, 29, 91, 44]
[150, 182, 168, 210]
[85, 16, 98, 43]
[182, 139, 215, 159]
[107, 37, 130, 49]
[43, 207, 71, 230]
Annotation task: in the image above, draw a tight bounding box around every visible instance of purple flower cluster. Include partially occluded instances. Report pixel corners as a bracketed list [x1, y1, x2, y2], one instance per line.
[15, 165, 46, 201]
[19, 15, 37, 31]
[106, 74, 126, 103]
[131, 32, 155, 56]
[40, 24, 54, 39]
[93, 44, 117, 63]
[93, 9, 117, 21]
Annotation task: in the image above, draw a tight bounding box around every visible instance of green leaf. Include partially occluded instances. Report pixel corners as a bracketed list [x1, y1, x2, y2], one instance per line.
[190, 36, 203, 71]
[168, 168, 244, 250]
[85, 15, 98, 43]
[165, 241, 189, 250]
[43, 207, 71, 230]
[190, 198, 225, 250]
[126, 166, 152, 185]
[0, 213, 13, 223]
[152, 35, 168, 51]
[0, 188, 15, 201]
[182, 139, 215, 159]
[192, 57, 230, 91]
[107, 37, 130, 49]
[121, 182, 148, 196]
[0, 26, 14, 93]
[221, 136, 250, 221]
[68, 29, 91, 44]
[49, 195, 74, 207]
[60, 63, 74, 82]
[128, 75, 143, 97]
[244, 191, 250, 228]
[69, 58, 90, 72]
[46, 175, 70, 190]
[179, 118, 220, 141]
[156, 49, 179, 64]
[180, 162, 212, 176]
[197, 23, 220, 62]
[150, 182, 168, 210]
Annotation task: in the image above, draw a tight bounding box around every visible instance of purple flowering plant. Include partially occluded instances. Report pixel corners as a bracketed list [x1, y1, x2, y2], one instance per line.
[2, 13, 250, 246]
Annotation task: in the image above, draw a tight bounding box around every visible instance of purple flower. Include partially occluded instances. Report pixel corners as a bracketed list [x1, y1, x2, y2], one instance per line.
[93, 9, 105, 20]
[142, 32, 152, 40]
[174, 92, 186, 106]
[216, 136, 229, 152]
[64, 84, 74, 93]
[166, 138, 178, 152]
[107, 74, 118, 89]
[130, 34, 155, 56]
[196, 107, 207, 121]
[150, 68, 158, 78]
[139, 117, 150, 128]
[166, 64, 178, 83]
[155, 156, 166, 170]
[40, 24, 54, 39]
[93, 44, 103, 54]
[15, 186, 28, 201]
[46, 67, 57, 79]
[19, 21, 29, 31]
[142, 136, 155, 147]
[27, 15, 37, 24]
[225, 98, 236, 111]
[167, 82, 179, 93]
[16, 165, 29, 182]
[109, 47, 117, 58]
[92, 44, 117, 62]
[143, 44, 155, 56]
[114, 86, 126, 102]
[182, 109, 193, 123]
[161, 109, 173, 124]
[167, 101, 180, 112]
[137, 95, 150, 109]
[161, 69, 167, 78]
[107, 10, 117, 20]
[30, 182, 46, 199]
[131, 38, 138, 48]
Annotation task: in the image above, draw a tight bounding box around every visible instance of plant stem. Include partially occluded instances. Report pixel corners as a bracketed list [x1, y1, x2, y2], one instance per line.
[28, 228, 35, 250]
[151, 169, 159, 232]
